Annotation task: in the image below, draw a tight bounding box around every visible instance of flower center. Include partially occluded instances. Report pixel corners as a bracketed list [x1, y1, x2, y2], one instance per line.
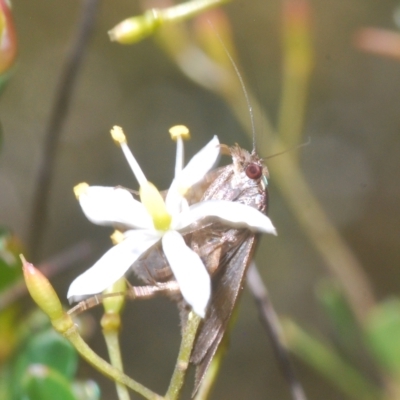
[140, 181, 172, 231]
[110, 125, 172, 230]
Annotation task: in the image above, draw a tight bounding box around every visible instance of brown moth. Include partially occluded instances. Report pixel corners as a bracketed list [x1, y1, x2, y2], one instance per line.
[132, 143, 269, 394]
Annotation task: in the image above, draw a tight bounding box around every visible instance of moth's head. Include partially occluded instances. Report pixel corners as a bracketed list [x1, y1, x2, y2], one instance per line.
[222, 143, 269, 188]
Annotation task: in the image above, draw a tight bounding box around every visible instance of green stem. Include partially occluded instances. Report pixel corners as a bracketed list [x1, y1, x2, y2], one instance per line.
[165, 312, 202, 400]
[63, 324, 163, 400]
[110, 0, 231, 44]
[160, 0, 231, 24]
[104, 330, 131, 400]
[277, 0, 313, 148]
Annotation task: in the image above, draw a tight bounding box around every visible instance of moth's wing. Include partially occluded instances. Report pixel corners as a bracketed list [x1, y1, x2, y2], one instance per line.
[190, 230, 258, 396]
[159, 167, 225, 205]
[131, 241, 174, 284]
[185, 167, 226, 205]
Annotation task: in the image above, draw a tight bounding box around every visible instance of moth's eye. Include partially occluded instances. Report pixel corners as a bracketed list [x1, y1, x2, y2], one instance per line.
[245, 163, 262, 180]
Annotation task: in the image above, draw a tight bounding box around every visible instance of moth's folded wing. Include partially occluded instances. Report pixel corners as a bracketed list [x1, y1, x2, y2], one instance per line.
[190, 231, 257, 396]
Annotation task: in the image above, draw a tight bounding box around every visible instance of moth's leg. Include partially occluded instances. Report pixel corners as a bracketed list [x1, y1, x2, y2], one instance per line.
[125, 280, 180, 300]
[68, 292, 123, 316]
[68, 281, 181, 317]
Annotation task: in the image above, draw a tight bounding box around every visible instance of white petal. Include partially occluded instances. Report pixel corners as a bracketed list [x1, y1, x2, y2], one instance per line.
[174, 200, 277, 235]
[165, 136, 220, 214]
[67, 230, 160, 301]
[162, 230, 210, 318]
[177, 135, 220, 188]
[79, 186, 153, 229]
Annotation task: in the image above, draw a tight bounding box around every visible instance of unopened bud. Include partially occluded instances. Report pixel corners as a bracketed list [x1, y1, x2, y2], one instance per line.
[0, 0, 17, 75]
[21, 255, 63, 321]
[108, 10, 161, 45]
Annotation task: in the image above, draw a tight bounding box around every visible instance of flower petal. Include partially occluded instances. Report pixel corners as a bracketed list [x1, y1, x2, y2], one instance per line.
[178, 135, 220, 187]
[79, 186, 153, 229]
[174, 200, 277, 235]
[67, 230, 160, 301]
[166, 136, 220, 216]
[162, 230, 210, 318]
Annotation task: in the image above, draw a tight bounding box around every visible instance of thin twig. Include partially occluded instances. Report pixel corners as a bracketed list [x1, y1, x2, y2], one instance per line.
[28, 0, 100, 261]
[247, 262, 307, 400]
[0, 240, 94, 311]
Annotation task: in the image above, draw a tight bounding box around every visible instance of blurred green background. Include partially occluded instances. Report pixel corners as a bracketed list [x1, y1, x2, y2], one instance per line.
[1, 0, 400, 399]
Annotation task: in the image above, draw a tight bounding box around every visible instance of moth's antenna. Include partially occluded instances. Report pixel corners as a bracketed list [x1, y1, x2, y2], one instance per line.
[209, 22, 257, 152]
[264, 137, 311, 160]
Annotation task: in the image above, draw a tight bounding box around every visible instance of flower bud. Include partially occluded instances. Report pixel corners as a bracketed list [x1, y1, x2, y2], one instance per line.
[0, 0, 17, 75]
[21, 255, 64, 321]
[108, 10, 161, 45]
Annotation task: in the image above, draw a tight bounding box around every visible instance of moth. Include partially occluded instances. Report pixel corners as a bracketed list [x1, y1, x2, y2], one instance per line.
[132, 143, 269, 394]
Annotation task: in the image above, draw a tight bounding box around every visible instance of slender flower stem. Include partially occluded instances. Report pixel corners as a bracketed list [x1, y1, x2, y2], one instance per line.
[103, 329, 131, 400]
[109, 0, 231, 44]
[101, 278, 130, 400]
[278, 0, 313, 150]
[64, 324, 163, 400]
[165, 312, 202, 400]
[160, 0, 230, 24]
[28, 0, 100, 260]
[23, 258, 161, 400]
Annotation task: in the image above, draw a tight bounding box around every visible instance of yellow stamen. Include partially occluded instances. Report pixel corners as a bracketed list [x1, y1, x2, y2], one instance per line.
[110, 125, 127, 145]
[73, 182, 89, 199]
[169, 125, 190, 141]
[110, 230, 125, 245]
[139, 181, 172, 231]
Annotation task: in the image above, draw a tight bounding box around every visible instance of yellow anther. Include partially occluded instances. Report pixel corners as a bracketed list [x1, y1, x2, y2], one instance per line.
[111, 125, 127, 145]
[169, 125, 190, 141]
[110, 230, 125, 245]
[139, 181, 172, 231]
[73, 182, 89, 199]
[178, 185, 189, 197]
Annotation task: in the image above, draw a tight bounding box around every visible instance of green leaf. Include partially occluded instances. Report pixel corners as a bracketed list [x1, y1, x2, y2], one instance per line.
[11, 329, 78, 399]
[281, 317, 383, 400]
[0, 307, 19, 362]
[365, 298, 400, 375]
[14, 329, 78, 380]
[0, 226, 24, 291]
[316, 279, 361, 353]
[21, 364, 77, 400]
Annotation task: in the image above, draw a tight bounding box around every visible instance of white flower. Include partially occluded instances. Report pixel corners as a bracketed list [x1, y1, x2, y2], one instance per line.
[67, 126, 276, 317]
